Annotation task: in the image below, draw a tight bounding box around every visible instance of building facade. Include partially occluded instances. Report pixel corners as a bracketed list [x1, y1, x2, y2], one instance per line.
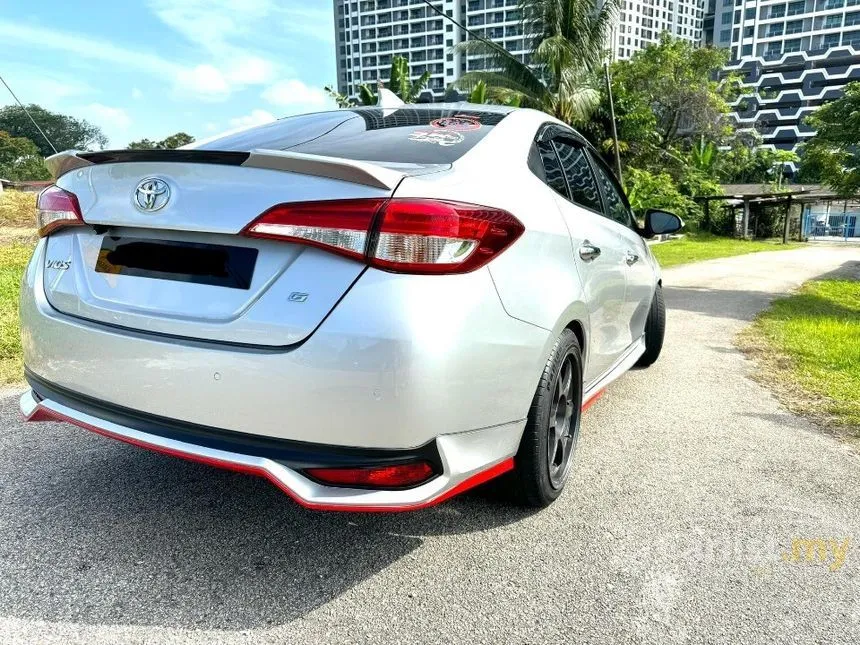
[610, 0, 706, 60]
[702, 0, 734, 48]
[333, 0, 708, 100]
[724, 0, 860, 158]
[334, 0, 529, 100]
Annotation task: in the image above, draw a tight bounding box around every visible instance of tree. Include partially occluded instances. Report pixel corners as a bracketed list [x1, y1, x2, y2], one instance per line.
[358, 56, 431, 104]
[324, 85, 353, 108]
[717, 130, 799, 184]
[0, 104, 107, 157]
[594, 35, 740, 173]
[127, 132, 195, 150]
[801, 82, 860, 195]
[160, 132, 194, 149]
[0, 131, 50, 181]
[453, 0, 619, 125]
[623, 167, 699, 221]
[326, 56, 432, 107]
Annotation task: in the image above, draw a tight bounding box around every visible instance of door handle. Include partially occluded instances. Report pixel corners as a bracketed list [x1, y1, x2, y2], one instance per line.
[578, 243, 601, 262]
[625, 251, 640, 266]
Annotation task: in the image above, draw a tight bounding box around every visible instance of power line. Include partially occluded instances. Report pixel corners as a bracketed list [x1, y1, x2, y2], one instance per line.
[0, 72, 59, 155]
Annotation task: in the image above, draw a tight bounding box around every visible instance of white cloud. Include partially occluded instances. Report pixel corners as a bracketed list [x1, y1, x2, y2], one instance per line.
[85, 103, 132, 130]
[262, 79, 327, 108]
[175, 64, 230, 99]
[225, 56, 276, 85]
[228, 109, 276, 129]
[0, 20, 259, 101]
[204, 122, 219, 132]
[131, 87, 143, 99]
[148, 0, 279, 91]
[0, 21, 178, 79]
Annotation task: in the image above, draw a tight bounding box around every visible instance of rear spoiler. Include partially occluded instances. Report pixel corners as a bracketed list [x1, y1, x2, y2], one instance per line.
[45, 148, 406, 191]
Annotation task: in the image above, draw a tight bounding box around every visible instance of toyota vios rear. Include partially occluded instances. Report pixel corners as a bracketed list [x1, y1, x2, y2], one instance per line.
[19, 106, 560, 511]
[21, 104, 673, 511]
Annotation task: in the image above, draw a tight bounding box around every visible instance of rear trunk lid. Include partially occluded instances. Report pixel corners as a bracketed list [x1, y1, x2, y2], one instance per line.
[44, 156, 420, 347]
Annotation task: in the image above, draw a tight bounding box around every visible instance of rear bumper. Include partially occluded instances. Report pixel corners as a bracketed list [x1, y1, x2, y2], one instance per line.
[20, 383, 521, 512]
[21, 239, 551, 450]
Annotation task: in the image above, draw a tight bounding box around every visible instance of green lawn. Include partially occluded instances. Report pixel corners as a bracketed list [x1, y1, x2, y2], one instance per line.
[740, 279, 860, 434]
[0, 242, 35, 385]
[651, 233, 804, 268]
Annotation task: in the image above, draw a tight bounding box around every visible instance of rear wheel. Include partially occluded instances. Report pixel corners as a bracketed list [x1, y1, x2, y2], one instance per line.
[510, 329, 583, 507]
[636, 284, 666, 368]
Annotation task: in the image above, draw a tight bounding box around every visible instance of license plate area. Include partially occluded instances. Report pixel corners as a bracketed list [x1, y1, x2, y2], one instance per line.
[96, 236, 258, 290]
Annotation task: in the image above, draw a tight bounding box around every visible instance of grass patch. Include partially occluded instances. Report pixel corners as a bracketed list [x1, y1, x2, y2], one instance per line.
[739, 279, 860, 437]
[651, 233, 804, 268]
[0, 242, 35, 385]
[0, 191, 36, 227]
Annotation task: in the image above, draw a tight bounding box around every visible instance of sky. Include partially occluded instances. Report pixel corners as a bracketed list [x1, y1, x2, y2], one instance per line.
[0, 0, 338, 148]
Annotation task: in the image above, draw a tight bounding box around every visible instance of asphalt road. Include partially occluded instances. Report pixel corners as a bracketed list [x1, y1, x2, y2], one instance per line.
[1, 245, 859, 645]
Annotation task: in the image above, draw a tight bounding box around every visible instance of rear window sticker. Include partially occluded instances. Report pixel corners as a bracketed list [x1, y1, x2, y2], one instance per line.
[408, 130, 465, 146]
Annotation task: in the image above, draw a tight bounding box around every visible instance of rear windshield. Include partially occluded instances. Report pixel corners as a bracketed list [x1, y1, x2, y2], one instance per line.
[194, 107, 510, 164]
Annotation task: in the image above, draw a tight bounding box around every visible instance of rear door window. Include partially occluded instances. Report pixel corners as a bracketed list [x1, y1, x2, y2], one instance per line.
[534, 141, 569, 198]
[195, 107, 510, 164]
[590, 157, 635, 228]
[553, 140, 603, 214]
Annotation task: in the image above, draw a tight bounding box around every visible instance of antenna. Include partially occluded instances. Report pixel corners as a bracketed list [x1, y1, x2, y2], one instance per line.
[0, 72, 59, 154]
[418, 0, 518, 63]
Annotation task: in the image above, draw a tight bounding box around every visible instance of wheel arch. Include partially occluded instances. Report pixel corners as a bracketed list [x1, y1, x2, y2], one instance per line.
[545, 300, 591, 378]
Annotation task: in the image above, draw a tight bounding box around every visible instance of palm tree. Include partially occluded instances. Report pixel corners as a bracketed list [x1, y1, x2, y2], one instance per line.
[690, 136, 718, 173]
[454, 0, 619, 124]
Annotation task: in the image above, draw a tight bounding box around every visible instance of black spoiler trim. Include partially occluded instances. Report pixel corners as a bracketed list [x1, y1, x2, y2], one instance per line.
[78, 149, 250, 166]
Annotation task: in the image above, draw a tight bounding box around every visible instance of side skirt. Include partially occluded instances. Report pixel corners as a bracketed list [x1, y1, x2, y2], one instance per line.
[583, 336, 645, 403]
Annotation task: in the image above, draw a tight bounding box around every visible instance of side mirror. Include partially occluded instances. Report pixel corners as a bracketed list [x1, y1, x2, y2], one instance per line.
[644, 209, 684, 237]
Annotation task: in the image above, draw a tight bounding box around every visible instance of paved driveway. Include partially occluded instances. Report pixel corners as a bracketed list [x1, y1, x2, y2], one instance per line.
[1, 246, 859, 644]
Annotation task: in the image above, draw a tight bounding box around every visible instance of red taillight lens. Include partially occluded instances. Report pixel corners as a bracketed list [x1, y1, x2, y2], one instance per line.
[241, 198, 523, 274]
[243, 199, 386, 260]
[304, 461, 436, 488]
[372, 199, 524, 274]
[36, 185, 85, 237]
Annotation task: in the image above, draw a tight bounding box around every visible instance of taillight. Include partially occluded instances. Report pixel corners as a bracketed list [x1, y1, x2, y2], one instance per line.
[304, 461, 436, 488]
[242, 198, 524, 274]
[36, 185, 85, 237]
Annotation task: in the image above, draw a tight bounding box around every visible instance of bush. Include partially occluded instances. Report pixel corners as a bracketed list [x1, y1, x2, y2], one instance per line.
[0, 190, 36, 227]
[623, 167, 703, 226]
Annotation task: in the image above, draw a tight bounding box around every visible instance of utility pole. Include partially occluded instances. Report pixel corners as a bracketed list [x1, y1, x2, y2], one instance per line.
[603, 61, 622, 182]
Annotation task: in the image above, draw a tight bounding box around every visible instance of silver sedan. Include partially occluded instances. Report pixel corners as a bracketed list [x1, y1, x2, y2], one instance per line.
[20, 103, 681, 511]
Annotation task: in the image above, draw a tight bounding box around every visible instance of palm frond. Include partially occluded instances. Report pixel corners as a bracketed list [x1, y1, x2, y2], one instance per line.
[454, 71, 542, 105]
[357, 84, 376, 106]
[454, 40, 549, 101]
[408, 71, 432, 102]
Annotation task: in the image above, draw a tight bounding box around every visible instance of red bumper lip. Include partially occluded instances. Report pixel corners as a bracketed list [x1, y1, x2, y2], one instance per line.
[21, 388, 604, 512]
[21, 401, 515, 513]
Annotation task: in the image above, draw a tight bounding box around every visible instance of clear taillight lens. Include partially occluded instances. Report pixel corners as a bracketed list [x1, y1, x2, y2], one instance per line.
[242, 198, 524, 275]
[36, 185, 85, 237]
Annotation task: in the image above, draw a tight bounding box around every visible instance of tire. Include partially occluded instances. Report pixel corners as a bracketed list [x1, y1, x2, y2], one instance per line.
[509, 328, 583, 508]
[636, 284, 666, 368]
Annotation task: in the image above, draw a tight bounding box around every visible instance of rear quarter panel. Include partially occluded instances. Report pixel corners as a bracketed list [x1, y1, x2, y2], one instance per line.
[393, 110, 591, 354]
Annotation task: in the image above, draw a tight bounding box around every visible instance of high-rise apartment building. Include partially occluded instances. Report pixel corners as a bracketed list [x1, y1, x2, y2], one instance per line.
[724, 0, 860, 157]
[609, 0, 706, 60]
[334, 0, 529, 100]
[702, 0, 734, 48]
[333, 0, 707, 100]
